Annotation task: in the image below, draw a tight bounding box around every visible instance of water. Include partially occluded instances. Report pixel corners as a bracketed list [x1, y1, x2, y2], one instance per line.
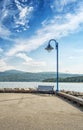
[0, 82, 83, 92]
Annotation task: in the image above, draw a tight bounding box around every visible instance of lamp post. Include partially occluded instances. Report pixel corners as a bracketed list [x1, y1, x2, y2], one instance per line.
[45, 39, 59, 92]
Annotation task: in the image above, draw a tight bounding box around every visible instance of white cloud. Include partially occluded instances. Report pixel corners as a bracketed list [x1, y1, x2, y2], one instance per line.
[0, 24, 11, 39]
[0, 0, 34, 36]
[5, 2, 83, 57]
[74, 49, 83, 53]
[14, 0, 33, 30]
[1, 0, 83, 73]
[6, 34, 48, 56]
[0, 59, 15, 72]
[15, 7, 28, 26]
[16, 53, 46, 67]
[1, 10, 8, 19]
[40, 10, 83, 38]
[0, 48, 3, 53]
[16, 53, 33, 62]
[6, 43, 27, 56]
[19, 6, 33, 19]
[20, 7, 28, 18]
[51, 0, 77, 12]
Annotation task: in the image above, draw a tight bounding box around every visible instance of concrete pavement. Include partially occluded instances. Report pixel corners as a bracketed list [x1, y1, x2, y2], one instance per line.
[0, 93, 83, 130]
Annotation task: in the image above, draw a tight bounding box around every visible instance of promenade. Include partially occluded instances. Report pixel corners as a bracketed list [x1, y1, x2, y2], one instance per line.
[0, 93, 83, 130]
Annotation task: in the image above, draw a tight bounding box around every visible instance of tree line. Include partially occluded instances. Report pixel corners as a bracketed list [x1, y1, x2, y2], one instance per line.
[43, 76, 83, 82]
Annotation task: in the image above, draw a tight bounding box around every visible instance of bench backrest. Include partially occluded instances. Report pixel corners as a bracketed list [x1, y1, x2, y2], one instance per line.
[38, 85, 54, 92]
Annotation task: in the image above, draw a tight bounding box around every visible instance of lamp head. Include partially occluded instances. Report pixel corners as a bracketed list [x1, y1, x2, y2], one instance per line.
[45, 43, 54, 52]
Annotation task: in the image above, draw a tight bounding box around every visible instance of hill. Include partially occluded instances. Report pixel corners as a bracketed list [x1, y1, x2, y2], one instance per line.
[43, 76, 83, 82]
[0, 70, 83, 82]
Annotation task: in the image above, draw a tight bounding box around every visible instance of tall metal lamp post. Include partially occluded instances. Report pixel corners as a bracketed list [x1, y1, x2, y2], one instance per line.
[45, 39, 59, 92]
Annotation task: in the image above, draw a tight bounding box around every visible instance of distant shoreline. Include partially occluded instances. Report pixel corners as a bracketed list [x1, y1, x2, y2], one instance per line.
[0, 70, 83, 82]
[0, 81, 83, 84]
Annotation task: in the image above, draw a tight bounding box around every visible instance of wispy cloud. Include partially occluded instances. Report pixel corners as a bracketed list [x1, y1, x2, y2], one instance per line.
[6, 35, 48, 56]
[16, 53, 46, 67]
[0, 0, 34, 36]
[0, 0, 13, 39]
[0, 59, 15, 72]
[6, 3, 83, 57]
[14, 0, 34, 31]
[16, 53, 33, 62]
[0, 23, 11, 39]
[74, 49, 83, 53]
[40, 8, 83, 37]
[0, 48, 3, 53]
[0, 0, 83, 73]
[51, 0, 78, 12]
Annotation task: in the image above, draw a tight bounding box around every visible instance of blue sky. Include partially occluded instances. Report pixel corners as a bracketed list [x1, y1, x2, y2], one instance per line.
[0, 0, 83, 73]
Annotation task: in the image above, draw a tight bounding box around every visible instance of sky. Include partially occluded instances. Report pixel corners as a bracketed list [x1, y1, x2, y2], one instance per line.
[0, 0, 83, 74]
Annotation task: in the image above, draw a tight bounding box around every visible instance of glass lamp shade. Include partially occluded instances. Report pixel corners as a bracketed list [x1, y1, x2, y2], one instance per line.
[45, 43, 54, 52]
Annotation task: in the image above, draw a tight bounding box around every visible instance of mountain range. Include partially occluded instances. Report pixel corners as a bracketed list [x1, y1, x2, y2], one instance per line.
[0, 70, 83, 82]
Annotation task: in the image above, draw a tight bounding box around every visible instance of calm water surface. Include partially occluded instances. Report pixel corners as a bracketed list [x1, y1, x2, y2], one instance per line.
[0, 82, 83, 92]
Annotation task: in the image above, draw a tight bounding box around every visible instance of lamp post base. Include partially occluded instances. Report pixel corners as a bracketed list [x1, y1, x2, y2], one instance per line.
[56, 90, 59, 93]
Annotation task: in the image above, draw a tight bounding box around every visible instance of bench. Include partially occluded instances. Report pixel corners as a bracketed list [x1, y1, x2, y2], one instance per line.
[37, 85, 54, 94]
